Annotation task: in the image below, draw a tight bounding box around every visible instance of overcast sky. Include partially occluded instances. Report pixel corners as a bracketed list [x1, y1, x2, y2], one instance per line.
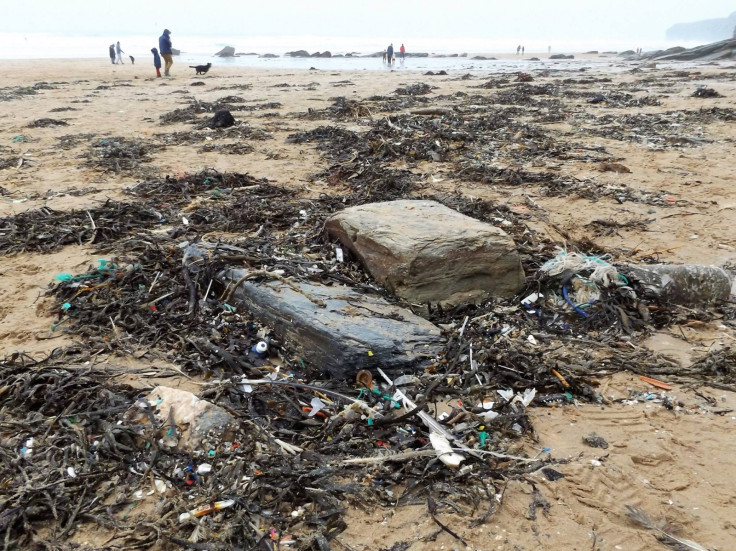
[1, 1, 734, 42]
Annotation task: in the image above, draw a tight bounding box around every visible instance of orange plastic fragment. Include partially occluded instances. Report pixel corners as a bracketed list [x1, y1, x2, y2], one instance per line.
[639, 375, 673, 391]
[551, 369, 570, 388]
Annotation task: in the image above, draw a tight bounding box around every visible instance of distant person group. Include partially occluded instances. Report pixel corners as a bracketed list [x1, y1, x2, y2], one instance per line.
[106, 29, 173, 78]
[382, 43, 406, 66]
[108, 41, 134, 64]
[516, 45, 525, 55]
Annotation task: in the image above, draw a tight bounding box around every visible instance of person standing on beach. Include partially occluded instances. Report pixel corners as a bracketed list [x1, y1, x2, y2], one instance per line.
[159, 29, 173, 76]
[108, 44, 116, 64]
[151, 47, 162, 77]
[115, 41, 124, 64]
[521, 45, 525, 55]
[387, 43, 394, 65]
[517, 45, 521, 55]
[400, 43, 405, 59]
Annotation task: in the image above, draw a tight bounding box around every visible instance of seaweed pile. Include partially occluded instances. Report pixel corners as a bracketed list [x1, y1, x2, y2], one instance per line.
[82, 137, 153, 175]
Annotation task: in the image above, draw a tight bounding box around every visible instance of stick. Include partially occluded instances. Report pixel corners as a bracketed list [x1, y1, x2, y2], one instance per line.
[147, 271, 161, 294]
[632, 244, 685, 259]
[342, 450, 436, 465]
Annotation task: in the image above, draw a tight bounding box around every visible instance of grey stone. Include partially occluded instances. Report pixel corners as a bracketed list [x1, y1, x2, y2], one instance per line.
[218, 270, 443, 379]
[285, 49, 310, 57]
[214, 46, 236, 57]
[126, 386, 236, 452]
[621, 264, 732, 307]
[325, 200, 525, 306]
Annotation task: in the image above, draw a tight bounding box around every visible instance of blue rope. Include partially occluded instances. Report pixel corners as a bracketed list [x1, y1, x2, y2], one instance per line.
[563, 284, 589, 318]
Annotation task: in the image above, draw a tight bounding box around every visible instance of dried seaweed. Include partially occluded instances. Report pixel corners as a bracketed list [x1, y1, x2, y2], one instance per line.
[27, 118, 69, 128]
[82, 137, 153, 174]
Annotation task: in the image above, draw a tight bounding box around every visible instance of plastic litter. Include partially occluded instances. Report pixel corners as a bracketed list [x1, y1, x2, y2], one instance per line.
[251, 341, 268, 357]
[178, 499, 236, 522]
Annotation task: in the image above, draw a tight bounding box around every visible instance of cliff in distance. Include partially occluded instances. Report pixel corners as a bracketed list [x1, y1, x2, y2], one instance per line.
[666, 12, 736, 41]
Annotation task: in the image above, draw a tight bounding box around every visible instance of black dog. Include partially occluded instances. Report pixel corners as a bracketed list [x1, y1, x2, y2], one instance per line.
[129, 55, 135, 65]
[189, 62, 212, 75]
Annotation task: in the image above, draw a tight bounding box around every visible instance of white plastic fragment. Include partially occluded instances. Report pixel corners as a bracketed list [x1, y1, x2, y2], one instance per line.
[527, 335, 538, 346]
[518, 388, 537, 407]
[154, 479, 167, 493]
[521, 292, 540, 306]
[335, 247, 344, 262]
[67, 467, 77, 478]
[429, 431, 465, 469]
[308, 397, 325, 417]
[197, 463, 212, 475]
[498, 389, 514, 402]
[393, 374, 420, 386]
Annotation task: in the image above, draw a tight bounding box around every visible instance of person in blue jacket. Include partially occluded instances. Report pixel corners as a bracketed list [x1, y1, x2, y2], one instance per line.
[159, 29, 173, 76]
[151, 47, 162, 77]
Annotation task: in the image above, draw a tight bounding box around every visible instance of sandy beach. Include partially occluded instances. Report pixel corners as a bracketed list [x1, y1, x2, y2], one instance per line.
[1, 56, 736, 550]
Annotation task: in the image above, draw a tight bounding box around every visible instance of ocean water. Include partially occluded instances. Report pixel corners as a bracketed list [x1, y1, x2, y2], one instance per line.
[0, 31, 709, 72]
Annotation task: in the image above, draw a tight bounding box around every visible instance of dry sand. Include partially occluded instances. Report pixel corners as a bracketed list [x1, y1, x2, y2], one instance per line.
[1, 57, 736, 550]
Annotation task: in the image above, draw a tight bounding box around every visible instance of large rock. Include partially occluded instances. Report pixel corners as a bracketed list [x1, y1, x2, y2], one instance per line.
[325, 200, 525, 305]
[650, 38, 736, 61]
[215, 46, 236, 57]
[621, 264, 732, 307]
[285, 50, 310, 57]
[218, 271, 443, 379]
[125, 386, 237, 452]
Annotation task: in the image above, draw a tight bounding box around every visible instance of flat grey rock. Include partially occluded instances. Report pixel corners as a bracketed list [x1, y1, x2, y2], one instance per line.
[219, 269, 443, 379]
[325, 200, 525, 306]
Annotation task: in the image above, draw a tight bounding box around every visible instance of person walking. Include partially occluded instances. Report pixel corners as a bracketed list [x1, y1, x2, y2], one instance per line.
[159, 29, 173, 76]
[517, 45, 521, 55]
[387, 43, 394, 65]
[400, 43, 405, 60]
[521, 45, 525, 55]
[115, 41, 124, 64]
[151, 47, 162, 77]
[108, 44, 116, 64]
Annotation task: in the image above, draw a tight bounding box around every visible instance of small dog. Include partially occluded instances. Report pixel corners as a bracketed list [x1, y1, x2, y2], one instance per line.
[189, 62, 212, 75]
[129, 55, 135, 65]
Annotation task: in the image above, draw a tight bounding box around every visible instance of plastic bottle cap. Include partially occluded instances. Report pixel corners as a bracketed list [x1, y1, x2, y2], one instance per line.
[255, 341, 268, 354]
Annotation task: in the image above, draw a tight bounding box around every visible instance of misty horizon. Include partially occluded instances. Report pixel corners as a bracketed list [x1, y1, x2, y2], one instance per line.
[1, 1, 734, 46]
